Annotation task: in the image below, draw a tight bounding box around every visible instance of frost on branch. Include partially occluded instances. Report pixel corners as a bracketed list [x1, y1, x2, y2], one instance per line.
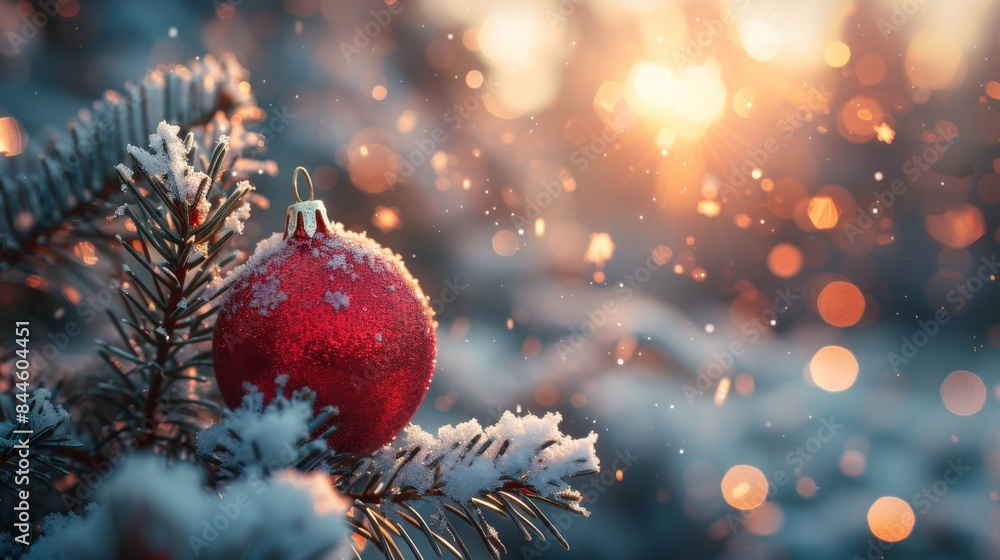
[0, 389, 69, 444]
[373, 411, 599, 514]
[197, 376, 342, 477]
[0, 388, 78, 502]
[16, 456, 351, 560]
[95, 122, 257, 459]
[221, 197, 252, 235]
[124, 122, 214, 219]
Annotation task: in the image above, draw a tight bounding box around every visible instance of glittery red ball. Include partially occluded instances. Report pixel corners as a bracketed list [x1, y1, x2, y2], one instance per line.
[213, 211, 436, 456]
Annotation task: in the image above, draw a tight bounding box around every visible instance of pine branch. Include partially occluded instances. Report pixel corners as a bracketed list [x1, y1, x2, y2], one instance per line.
[196, 377, 354, 480]
[339, 413, 599, 559]
[0, 367, 81, 527]
[0, 54, 260, 272]
[195, 382, 601, 560]
[72, 122, 257, 460]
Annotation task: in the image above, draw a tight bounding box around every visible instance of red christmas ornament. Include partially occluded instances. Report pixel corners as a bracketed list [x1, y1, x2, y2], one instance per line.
[213, 167, 437, 456]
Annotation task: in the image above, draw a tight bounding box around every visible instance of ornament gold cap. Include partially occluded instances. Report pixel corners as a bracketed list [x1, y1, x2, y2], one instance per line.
[284, 167, 332, 239]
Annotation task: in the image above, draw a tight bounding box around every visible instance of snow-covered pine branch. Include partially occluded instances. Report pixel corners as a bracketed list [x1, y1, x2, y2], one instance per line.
[197, 376, 346, 478]
[118, 121, 255, 239]
[124, 121, 214, 209]
[79, 120, 257, 459]
[373, 411, 600, 514]
[0, 388, 79, 515]
[0, 388, 69, 440]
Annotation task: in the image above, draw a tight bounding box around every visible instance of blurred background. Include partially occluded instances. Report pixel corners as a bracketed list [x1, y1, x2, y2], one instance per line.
[2, 0, 1000, 558]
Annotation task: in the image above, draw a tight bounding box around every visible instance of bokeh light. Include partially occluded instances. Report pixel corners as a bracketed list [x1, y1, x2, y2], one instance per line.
[0, 117, 27, 156]
[856, 54, 886, 85]
[745, 502, 784, 536]
[466, 70, 484, 89]
[623, 62, 725, 133]
[840, 448, 867, 477]
[905, 32, 966, 91]
[867, 497, 915, 543]
[721, 465, 768, 510]
[492, 230, 519, 256]
[796, 477, 817, 499]
[767, 243, 803, 278]
[817, 281, 865, 327]
[809, 345, 859, 392]
[824, 42, 851, 68]
[624, 62, 674, 120]
[838, 95, 884, 143]
[925, 205, 986, 248]
[739, 20, 782, 61]
[941, 370, 987, 416]
[372, 206, 401, 233]
[807, 196, 840, 229]
[670, 65, 727, 124]
[348, 144, 397, 193]
[584, 232, 616, 270]
[73, 241, 99, 266]
[594, 81, 627, 131]
[478, 12, 545, 66]
[348, 128, 398, 193]
[732, 86, 761, 119]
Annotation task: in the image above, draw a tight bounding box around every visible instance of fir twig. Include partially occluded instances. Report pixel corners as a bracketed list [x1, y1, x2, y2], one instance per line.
[0, 365, 81, 526]
[343, 460, 595, 559]
[338, 412, 599, 559]
[74, 123, 256, 460]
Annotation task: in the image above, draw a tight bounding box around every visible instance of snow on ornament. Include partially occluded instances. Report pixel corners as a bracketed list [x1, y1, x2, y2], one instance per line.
[212, 167, 437, 456]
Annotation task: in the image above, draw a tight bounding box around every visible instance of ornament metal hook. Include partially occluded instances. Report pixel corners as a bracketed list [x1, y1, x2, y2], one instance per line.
[292, 166, 315, 202]
[286, 166, 330, 239]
